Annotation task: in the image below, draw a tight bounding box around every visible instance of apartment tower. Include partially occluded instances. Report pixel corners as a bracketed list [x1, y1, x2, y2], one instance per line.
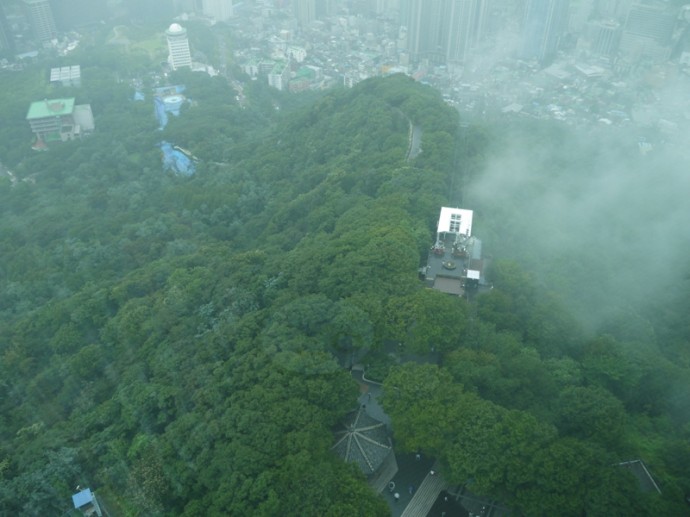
[403, 0, 488, 64]
[23, 0, 57, 42]
[520, 0, 570, 63]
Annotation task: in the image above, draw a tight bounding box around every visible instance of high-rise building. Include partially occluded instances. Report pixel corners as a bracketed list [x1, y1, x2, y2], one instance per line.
[568, 0, 593, 32]
[166, 23, 192, 70]
[595, 0, 633, 21]
[290, 0, 336, 25]
[292, 0, 316, 26]
[623, 3, 675, 43]
[0, 4, 14, 53]
[403, 0, 489, 64]
[618, 3, 676, 61]
[371, 0, 400, 15]
[520, 0, 570, 63]
[446, 0, 489, 63]
[404, 0, 447, 62]
[590, 19, 621, 56]
[202, 0, 234, 21]
[315, 0, 338, 18]
[23, 0, 57, 42]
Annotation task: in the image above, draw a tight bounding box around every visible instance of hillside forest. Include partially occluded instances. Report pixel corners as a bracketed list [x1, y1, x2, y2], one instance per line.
[1, 35, 690, 517]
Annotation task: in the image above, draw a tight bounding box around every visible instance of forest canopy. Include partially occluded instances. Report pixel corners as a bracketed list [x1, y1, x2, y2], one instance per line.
[1, 50, 689, 517]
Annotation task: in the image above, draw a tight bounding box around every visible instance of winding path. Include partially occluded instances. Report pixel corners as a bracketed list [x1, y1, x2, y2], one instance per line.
[407, 124, 422, 161]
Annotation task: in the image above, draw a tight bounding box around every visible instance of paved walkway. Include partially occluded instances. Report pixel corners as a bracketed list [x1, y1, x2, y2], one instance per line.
[352, 369, 390, 428]
[381, 453, 435, 517]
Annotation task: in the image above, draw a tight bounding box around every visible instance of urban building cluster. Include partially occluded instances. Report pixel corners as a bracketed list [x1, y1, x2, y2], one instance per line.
[0, 1, 235, 56]
[24, 62, 94, 150]
[3, 1, 690, 146]
[219, 0, 690, 146]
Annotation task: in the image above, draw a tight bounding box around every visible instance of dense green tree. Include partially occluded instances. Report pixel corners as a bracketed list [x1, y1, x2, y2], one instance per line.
[385, 288, 469, 353]
[554, 385, 627, 447]
[381, 363, 462, 453]
[1, 54, 689, 516]
[513, 438, 614, 516]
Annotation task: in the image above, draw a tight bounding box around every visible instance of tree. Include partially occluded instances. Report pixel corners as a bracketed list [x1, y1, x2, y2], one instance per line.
[3, 62, 690, 515]
[554, 385, 627, 448]
[512, 438, 604, 516]
[443, 400, 556, 497]
[382, 363, 463, 454]
[385, 289, 469, 353]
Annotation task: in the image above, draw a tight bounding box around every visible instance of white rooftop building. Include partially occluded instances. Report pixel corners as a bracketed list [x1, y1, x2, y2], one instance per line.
[166, 23, 192, 70]
[422, 207, 484, 297]
[436, 207, 473, 238]
[50, 65, 81, 87]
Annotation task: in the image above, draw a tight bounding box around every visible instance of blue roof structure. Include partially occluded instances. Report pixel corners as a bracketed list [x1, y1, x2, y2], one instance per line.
[153, 85, 187, 129]
[134, 91, 145, 101]
[72, 488, 93, 509]
[154, 85, 186, 96]
[162, 94, 184, 116]
[154, 96, 169, 129]
[160, 141, 196, 176]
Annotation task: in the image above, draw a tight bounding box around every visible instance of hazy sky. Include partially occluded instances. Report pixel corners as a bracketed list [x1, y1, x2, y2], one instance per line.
[467, 119, 690, 331]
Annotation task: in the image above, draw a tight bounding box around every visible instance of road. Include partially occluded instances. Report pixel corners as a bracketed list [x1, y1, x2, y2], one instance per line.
[408, 125, 422, 160]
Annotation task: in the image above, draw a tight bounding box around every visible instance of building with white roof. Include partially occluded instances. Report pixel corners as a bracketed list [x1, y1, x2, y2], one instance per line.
[50, 65, 81, 87]
[421, 207, 486, 297]
[166, 23, 192, 70]
[436, 206, 473, 238]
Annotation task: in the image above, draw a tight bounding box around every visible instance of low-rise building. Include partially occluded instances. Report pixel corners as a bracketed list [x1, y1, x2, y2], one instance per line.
[26, 97, 94, 144]
[49, 65, 81, 87]
[71, 488, 102, 516]
[421, 207, 485, 296]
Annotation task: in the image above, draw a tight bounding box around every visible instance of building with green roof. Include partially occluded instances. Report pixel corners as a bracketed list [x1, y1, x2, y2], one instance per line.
[26, 97, 93, 143]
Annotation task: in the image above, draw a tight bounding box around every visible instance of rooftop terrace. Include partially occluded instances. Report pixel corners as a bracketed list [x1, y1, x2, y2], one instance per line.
[422, 232, 484, 296]
[26, 98, 75, 119]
